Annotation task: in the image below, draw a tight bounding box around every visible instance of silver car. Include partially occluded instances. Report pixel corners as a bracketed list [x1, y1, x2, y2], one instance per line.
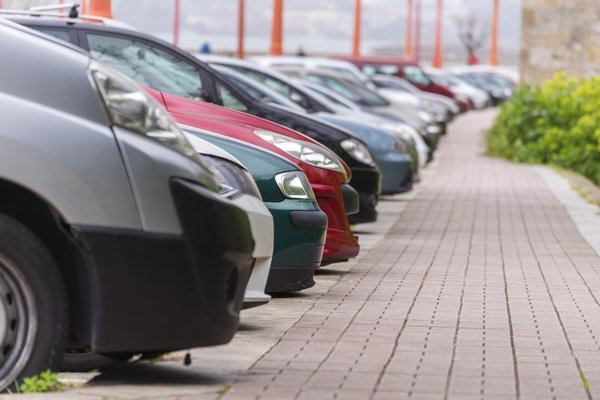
[0, 20, 257, 389]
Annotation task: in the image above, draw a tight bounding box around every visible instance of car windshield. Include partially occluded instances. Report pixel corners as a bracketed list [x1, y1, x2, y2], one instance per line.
[218, 69, 303, 111]
[87, 34, 204, 100]
[308, 73, 389, 107]
[402, 66, 432, 85]
[230, 67, 315, 111]
[373, 76, 420, 93]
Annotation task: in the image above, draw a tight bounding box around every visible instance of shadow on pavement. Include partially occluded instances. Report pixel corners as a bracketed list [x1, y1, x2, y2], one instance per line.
[89, 362, 229, 386]
[314, 268, 346, 276]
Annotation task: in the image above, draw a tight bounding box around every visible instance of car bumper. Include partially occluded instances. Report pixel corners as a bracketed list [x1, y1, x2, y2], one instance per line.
[265, 199, 326, 292]
[378, 153, 414, 195]
[347, 167, 381, 225]
[229, 194, 274, 308]
[75, 179, 255, 354]
[312, 182, 361, 263]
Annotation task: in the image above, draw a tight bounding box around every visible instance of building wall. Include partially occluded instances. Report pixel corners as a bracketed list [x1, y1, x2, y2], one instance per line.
[521, 0, 600, 85]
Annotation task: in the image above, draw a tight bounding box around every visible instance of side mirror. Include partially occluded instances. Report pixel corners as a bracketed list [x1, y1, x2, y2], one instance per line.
[194, 88, 210, 102]
[290, 92, 304, 105]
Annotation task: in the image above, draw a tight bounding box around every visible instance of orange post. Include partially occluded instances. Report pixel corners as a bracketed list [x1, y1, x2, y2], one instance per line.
[414, 0, 421, 62]
[237, 0, 245, 58]
[405, 0, 414, 60]
[173, 0, 180, 47]
[269, 0, 284, 56]
[87, 0, 111, 18]
[352, 0, 361, 58]
[489, 0, 499, 66]
[432, 0, 443, 68]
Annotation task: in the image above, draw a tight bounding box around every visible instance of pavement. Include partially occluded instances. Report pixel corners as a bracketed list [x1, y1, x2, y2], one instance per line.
[7, 109, 600, 400]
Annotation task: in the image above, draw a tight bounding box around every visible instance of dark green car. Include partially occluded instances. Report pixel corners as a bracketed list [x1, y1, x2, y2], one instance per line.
[184, 127, 328, 293]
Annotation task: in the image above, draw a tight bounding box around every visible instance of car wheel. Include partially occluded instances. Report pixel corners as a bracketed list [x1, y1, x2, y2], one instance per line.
[61, 351, 118, 372]
[0, 214, 67, 391]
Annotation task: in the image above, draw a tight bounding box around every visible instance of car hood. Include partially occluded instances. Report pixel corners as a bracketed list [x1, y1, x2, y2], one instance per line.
[184, 131, 245, 168]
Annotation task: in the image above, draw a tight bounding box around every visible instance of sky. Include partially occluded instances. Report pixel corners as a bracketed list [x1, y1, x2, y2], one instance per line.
[7, 0, 523, 64]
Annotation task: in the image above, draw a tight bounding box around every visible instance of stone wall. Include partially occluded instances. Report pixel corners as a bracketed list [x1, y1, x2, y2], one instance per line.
[521, 0, 600, 85]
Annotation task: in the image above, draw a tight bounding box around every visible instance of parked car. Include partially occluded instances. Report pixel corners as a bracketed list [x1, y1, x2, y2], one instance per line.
[148, 90, 360, 265]
[370, 74, 461, 119]
[184, 134, 273, 305]
[424, 67, 490, 110]
[12, 16, 381, 226]
[197, 55, 424, 169]
[0, 20, 255, 388]
[184, 128, 326, 292]
[338, 56, 470, 111]
[211, 65, 414, 195]
[251, 56, 376, 89]
[250, 55, 449, 124]
[453, 72, 513, 105]
[275, 66, 441, 159]
[296, 79, 431, 171]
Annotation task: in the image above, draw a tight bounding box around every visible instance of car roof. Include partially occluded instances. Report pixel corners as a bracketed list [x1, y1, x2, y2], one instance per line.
[0, 8, 136, 30]
[0, 16, 90, 57]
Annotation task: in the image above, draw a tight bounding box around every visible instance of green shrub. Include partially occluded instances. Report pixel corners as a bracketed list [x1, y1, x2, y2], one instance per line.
[16, 370, 65, 393]
[486, 72, 600, 185]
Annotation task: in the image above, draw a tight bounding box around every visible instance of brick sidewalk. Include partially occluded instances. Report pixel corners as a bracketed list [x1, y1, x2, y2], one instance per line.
[218, 111, 600, 400]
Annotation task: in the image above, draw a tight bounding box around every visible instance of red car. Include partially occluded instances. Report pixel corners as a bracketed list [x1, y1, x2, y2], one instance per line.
[336, 56, 469, 112]
[148, 89, 360, 263]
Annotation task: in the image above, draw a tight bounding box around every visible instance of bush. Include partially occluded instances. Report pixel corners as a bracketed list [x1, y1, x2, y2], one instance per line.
[486, 72, 600, 185]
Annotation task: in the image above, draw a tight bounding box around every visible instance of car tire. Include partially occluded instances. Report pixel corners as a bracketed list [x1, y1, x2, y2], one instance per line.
[61, 352, 118, 372]
[0, 214, 68, 391]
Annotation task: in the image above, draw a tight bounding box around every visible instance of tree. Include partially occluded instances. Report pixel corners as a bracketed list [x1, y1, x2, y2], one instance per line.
[452, 11, 487, 65]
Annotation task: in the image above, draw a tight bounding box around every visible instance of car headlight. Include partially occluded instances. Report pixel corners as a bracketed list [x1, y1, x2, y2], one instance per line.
[391, 137, 407, 153]
[425, 124, 441, 135]
[89, 62, 199, 162]
[417, 110, 434, 123]
[254, 129, 346, 174]
[275, 171, 315, 200]
[378, 123, 417, 145]
[340, 139, 376, 166]
[201, 155, 262, 199]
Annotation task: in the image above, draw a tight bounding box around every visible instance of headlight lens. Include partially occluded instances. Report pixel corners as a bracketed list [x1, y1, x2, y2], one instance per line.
[89, 62, 199, 161]
[417, 110, 434, 123]
[275, 171, 315, 200]
[426, 125, 441, 135]
[340, 139, 376, 166]
[201, 156, 262, 199]
[254, 129, 346, 174]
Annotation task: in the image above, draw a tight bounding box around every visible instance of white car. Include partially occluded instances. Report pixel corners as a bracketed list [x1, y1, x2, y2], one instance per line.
[251, 56, 376, 89]
[186, 134, 273, 307]
[451, 64, 520, 84]
[425, 67, 491, 109]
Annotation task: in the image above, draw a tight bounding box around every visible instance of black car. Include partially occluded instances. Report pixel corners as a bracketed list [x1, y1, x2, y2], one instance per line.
[13, 15, 382, 224]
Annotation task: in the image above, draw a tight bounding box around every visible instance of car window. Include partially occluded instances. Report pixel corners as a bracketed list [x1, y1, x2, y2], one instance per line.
[235, 68, 311, 110]
[86, 33, 205, 100]
[378, 65, 399, 76]
[402, 66, 432, 85]
[309, 74, 357, 101]
[36, 28, 71, 43]
[216, 83, 249, 112]
[345, 80, 390, 107]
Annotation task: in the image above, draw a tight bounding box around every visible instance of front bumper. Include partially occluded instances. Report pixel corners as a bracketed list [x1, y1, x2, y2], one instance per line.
[312, 182, 361, 263]
[74, 179, 255, 354]
[229, 194, 274, 308]
[347, 167, 381, 225]
[379, 152, 414, 195]
[265, 199, 326, 292]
